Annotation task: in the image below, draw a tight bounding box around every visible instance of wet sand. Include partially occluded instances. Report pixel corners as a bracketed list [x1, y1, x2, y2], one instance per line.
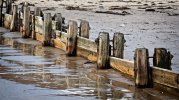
[13, 0, 179, 72]
[0, 0, 179, 99]
[0, 27, 179, 99]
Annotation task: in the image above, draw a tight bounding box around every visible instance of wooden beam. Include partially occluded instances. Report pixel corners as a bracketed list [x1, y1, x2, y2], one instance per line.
[79, 20, 90, 38]
[152, 67, 179, 89]
[4, 14, 12, 29]
[66, 20, 78, 56]
[97, 32, 110, 69]
[10, 5, 18, 31]
[113, 32, 125, 58]
[134, 48, 152, 88]
[43, 13, 52, 46]
[54, 13, 62, 31]
[54, 31, 67, 51]
[110, 57, 134, 76]
[153, 48, 173, 70]
[22, 6, 30, 38]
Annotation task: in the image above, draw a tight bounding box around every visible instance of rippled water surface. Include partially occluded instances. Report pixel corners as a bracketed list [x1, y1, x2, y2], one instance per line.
[0, 27, 179, 99]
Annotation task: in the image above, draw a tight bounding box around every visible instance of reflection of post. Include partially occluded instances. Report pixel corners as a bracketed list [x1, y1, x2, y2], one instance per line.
[66, 20, 78, 56]
[79, 20, 90, 39]
[22, 6, 30, 38]
[43, 13, 52, 46]
[97, 32, 110, 69]
[153, 48, 173, 70]
[42, 64, 45, 82]
[134, 48, 152, 88]
[10, 5, 18, 31]
[0, 0, 4, 26]
[96, 75, 108, 99]
[65, 77, 70, 88]
[111, 88, 124, 99]
[113, 32, 125, 58]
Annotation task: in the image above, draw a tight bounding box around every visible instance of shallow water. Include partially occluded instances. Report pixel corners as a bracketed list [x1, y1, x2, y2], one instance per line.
[0, 43, 133, 100]
[0, 30, 179, 100]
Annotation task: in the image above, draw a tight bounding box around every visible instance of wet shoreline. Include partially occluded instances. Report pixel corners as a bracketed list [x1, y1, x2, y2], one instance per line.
[0, 0, 179, 99]
[8, 0, 179, 72]
[0, 27, 179, 99]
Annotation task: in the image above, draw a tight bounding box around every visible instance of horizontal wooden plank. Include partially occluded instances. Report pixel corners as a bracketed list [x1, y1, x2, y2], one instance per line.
[164, 70, 178, 88]
[152, 67, 164, 85]
[36, 33, 44, 42]
[54, 31, 67, 51]
[54, 37, 66, 51]
[55, 31, 97, 61]
[77, 36, 97, 53]
[4, 14, 12, 29]
[77, 47, 97, 62]
[55, 31, 67, 43]
[110, 57, 134, 76]
[152, 67, 179, 89]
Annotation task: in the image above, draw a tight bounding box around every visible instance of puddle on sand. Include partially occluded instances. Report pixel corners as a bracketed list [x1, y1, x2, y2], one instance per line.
[0, 32, 179, 99]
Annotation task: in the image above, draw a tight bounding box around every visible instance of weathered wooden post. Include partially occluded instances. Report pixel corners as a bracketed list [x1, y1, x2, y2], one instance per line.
[43, 13, 52, 46]
[97, 32, 110, 69]
[34, 7, 42, 16]
[18, 10, 22, 32]
[79, 20, 90, 38]
[32, 7, 42, 39]
[10, 5, 18, 31]
[134, 48, 152, 88]
[24, 2, 29, 6]
[0, 0, 4, 26]
[51, 13, 63, 40]
[113, 32, 125, 58]
[22, 5, 30, 38]
[54, 13, 63, 31]
[6, 0, 12, 14]
[153, 48, 173, 70]
[31, 14, 35, 39]
[66, 20, 78, 56]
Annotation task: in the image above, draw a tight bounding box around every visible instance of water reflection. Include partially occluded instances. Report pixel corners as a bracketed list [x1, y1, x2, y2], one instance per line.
[0, 32, 179, 100]
[0, 44, 133, 99]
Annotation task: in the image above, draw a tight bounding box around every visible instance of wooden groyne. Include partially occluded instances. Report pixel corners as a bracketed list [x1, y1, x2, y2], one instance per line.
[0, 1, 178, 89]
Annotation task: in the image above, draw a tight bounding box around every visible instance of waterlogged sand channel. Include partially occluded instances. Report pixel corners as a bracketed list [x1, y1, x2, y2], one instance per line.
[0, 27, 179, 99]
